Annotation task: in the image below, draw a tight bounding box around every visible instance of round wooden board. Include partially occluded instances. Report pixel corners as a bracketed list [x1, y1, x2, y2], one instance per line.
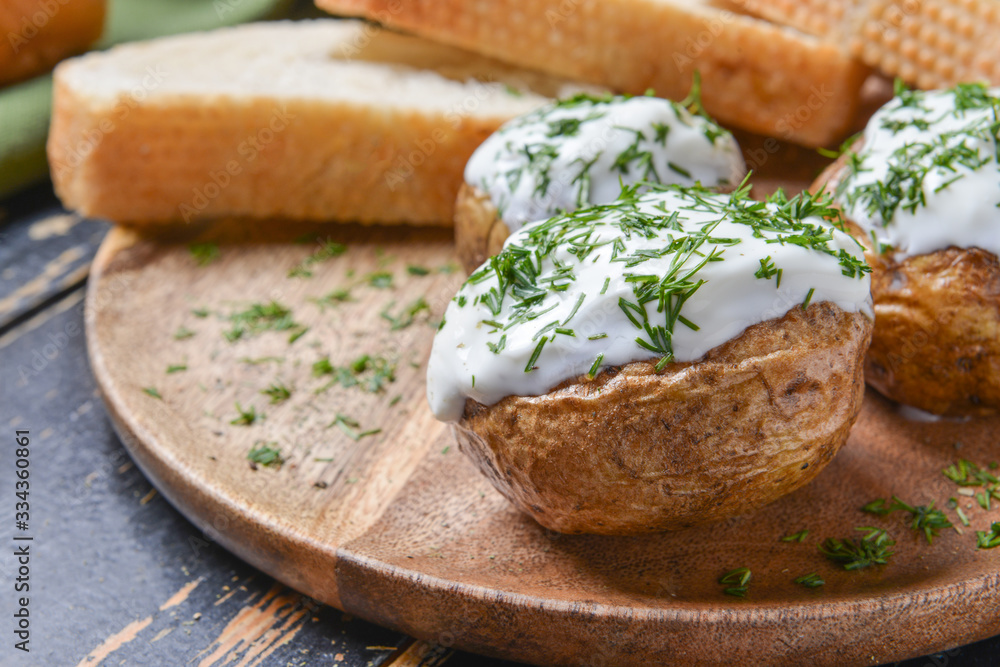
[86, 125, 1000, 665]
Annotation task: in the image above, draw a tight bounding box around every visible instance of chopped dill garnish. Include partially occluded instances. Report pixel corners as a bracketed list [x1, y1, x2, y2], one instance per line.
[863, 495, 953, 543]
[261, 382, 292, 404]
[173, 326, 196, 340]
[794, 573, 825, 588]
[329, 414, 381, 441]
[247, 442, 283, 468]
[142, 387, 162, 399]
[381, 297, 430, 330]
[224, 301, 299, 342]
[288, 240, 347, 278]
[368, 271, 394, 289]
[313, 354, 397, 394]
[718, 566, 751, 597]
[230, 402, 262, 426]
[191, 307, 210, 318]
[407, 265, 431, 275]
[819, 527, 895, 570]
[781, 530, 809, 543]
[976, 522, 1000, 549]
[166, 364, 187, 374]
[189, 242, 220, 266]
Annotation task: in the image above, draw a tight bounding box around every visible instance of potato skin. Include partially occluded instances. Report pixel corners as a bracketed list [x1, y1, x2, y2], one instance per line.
[452, 302, 872, 535]
[454, 184, 510, 274]
[814, 150, 1000, 417]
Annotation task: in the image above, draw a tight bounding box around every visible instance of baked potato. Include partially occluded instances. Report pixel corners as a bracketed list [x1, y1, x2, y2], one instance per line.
[453, 302, 871, 534]
[455, 93, 746, 273]
[428, 185, 873, 534]
[813, 83, 1000, 417]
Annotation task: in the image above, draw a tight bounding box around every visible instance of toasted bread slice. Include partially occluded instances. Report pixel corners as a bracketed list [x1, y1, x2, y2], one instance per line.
[317, 0, 870, 147]
[48, 19, 593, 226]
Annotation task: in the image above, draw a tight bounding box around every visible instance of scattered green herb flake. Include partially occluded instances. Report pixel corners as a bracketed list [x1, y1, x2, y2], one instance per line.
[261, 382, 292, 404]
[189, 242, 220, 266]
[389, 394, 403, 406]
[793, 573, 825, 589]
[977, 491, 991, 510]
[368, 271, 394, 289]
[143, 387, 162, 399]
[381, 297, 431, 331]
[191, 307, 210, 318]
[781, 530, 809, 543]
[407, 265, 431, 276]
[442, 445, 451, 455]
[718, 567, 751, 598]
[288, 240, 347, 278]
[503, 83, 523, 97]
[166, 364, 187, 374]
[976, 522, 1000, 549]
[230, 402, 262, 426]
[247, 442, 283, 468]
[239, 356, 284, 365]
[801, 287, 815, 310]
[224, 301, 299, 342]
[330, 414, 381, 442]
[174, 326, 196, 340]
[862, 495, 953, 543]
[314, 457, 334, 463]
[957, 507, 971, 527]
[310, 288, 353, 311]
[819, 527, 895, 570]
[288, 327, 308, 344]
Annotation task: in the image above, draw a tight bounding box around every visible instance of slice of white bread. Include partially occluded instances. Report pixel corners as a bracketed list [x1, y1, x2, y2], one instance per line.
[1, 0, 106, 86]
[316, 0, 871, 147]
[48, 19, 594, 226]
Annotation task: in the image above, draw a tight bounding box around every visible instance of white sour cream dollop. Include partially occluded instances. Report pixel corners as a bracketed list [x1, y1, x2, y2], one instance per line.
[427, 186, 873, 422]
[833, 84, 1000, 259]
[464, 94, 746, 231]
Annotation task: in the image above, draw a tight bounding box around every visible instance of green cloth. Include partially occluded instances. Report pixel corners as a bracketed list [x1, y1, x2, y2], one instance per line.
[0, 0, 293, 199]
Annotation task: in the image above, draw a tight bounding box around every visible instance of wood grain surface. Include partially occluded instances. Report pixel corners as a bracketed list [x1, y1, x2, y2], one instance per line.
[85, 207, 1000, 666]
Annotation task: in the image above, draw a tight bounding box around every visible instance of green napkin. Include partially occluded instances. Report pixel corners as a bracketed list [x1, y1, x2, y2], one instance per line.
[0, 0, 293, 200]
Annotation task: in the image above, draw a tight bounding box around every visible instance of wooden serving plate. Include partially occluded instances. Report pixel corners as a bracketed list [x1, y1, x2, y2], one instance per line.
[86, 140, 1000, 665]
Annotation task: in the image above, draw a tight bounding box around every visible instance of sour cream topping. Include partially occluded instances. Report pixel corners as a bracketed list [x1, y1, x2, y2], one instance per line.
[427, 186, 873, 422]
[834, 84, 1000, 259]
[464, 94, 746, 231]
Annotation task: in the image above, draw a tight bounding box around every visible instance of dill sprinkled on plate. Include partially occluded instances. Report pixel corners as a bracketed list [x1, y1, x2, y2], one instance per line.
[820, 527, 895, 570]
[312, 354, 397, 394]
[288, 239, 347, 278]
[230, 402, 262, 426]
[173, 326, 196, 340]
[166, 364, 187, 374]
[793, 573, 825, 588]
[976, 522, 1000, 549]
[261, 382, 291, 404]
[142, 387, 162, 399]
[381, 297, 430, 330]
[189, 242, 220, 266]
[329, 414, 381, 441]
[862, 496, 953, 544]
[781, 529, 809, 543]
[718, 567, 751, 598]
[247, 442, 283, 469]
[224, 301, 299, 342]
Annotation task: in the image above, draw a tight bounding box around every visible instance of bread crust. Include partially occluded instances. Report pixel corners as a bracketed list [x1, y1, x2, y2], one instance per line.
[814, 149, 1000, 416]
[318, 0, 869, 147]
[0, 0, 105, 86]
[452, 302, 872, 535]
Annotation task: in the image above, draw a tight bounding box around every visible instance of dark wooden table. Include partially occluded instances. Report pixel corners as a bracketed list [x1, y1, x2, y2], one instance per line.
[1, 181, 998, 666]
